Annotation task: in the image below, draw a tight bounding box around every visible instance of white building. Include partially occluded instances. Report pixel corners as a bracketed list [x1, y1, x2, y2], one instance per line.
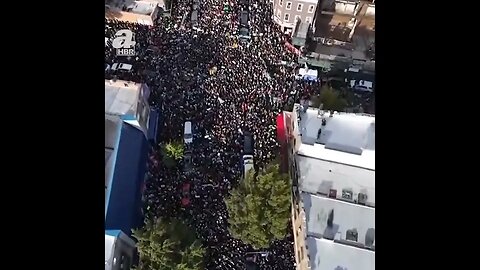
[286, 104, 375, 270]
[105, 230, 136, 270]
[105, 79, 151, 136]
[105, 0, 165, 25]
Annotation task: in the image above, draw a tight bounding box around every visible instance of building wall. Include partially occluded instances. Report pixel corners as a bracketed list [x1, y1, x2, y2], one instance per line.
[313, 0, 374, 43]
[273, 0, 319, 31]
[286, 111, 311, 270]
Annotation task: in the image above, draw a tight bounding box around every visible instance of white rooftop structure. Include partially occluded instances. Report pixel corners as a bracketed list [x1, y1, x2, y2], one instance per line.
[105, 79, 151, 134]
[296, 155, 375, 206]
[127, 1, 158, 15]
[291, 104, 375, 270]
[301, 193, 375, 245]
[105, 80, 141, 116]
[306, 237, 375, 270]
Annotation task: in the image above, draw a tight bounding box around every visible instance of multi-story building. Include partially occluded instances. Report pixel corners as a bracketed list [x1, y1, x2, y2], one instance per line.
[105, 79, 159, 234]
[105, 0, 166, 25]
[280, 104, 375, 270]
[272, 0, 319, 34]
[105, 230, 137, 270]
[309, 0, 375, 66]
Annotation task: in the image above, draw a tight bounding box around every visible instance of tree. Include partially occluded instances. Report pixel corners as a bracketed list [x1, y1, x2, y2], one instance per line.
[225, 161, 292, 249]
[132, 218, 205, 270]
[161, 141, 184, 168]
[311, 86, 348, 111]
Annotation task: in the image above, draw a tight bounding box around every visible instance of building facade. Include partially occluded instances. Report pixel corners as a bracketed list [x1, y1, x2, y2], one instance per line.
[314, 0, 375, 42]
[272, 0, 319, 34]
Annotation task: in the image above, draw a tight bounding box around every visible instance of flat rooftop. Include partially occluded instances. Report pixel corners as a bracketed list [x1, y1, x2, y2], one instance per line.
[301, 193, 375, 245]
[306, 237, 375, 270]
[105, 80, 141, 116]
[105, 9, 153, 25]
[296, 154, 375, 205]
[296, 106, 375, 170]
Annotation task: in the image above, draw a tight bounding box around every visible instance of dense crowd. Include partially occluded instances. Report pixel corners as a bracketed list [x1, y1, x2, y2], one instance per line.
[104, 0, 321, 268]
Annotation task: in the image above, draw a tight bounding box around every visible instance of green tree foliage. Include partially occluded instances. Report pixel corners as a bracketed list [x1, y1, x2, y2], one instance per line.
[132, 218, 205, 270]
[225, 161, 292, 249]
[311, 86, 348, 111]
[161, 141, 184, 168]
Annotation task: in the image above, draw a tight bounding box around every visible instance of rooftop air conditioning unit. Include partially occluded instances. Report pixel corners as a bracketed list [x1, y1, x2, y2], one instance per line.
[328, 189, 337, 198]
[346, 229, 358, 242]
[358, 193, 367, 205]
[342, 189, 353, 200]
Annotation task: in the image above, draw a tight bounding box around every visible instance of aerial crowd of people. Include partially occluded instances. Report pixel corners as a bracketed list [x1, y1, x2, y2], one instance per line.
[104, 0, 324, 268]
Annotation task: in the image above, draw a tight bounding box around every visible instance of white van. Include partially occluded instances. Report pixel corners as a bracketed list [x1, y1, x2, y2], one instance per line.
[184, 121, 193, 144]
[243, 155, 254, 178]
[110, 63, 133, 72]
[349, 79, 373, 92]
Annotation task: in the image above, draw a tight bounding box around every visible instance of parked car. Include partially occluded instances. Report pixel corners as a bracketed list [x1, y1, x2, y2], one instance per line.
[110, 63, 133, 71]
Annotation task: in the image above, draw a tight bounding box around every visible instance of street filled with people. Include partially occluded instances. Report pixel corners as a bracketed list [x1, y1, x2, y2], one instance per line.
[104, 0, 321, 268]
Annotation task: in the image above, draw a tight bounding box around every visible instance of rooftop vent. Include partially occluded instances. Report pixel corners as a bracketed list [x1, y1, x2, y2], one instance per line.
[327, 209, 334, 227]
[328, 189, 337, 198]
[346, 229, 358, 242]
[341, 189, 353, 200]
[358, 193, 367, 205]
[365, 228, 375, 247]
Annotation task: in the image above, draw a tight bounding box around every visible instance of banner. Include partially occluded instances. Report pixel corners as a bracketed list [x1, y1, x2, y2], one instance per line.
[285, 42, 301, 55]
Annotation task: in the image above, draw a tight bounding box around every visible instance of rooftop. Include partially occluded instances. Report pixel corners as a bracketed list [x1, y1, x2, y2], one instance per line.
[105, 79, 142, 116]
[306, 237, 375, 270]
[105, 9, 153, 25]
[301, 193, 375, 245]
[296, 154, 375, 205]
[296, 106, 375, 170]
[126, 1, 158, 15]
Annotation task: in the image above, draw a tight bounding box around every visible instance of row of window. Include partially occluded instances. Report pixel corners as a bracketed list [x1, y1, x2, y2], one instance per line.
[277, 10, 312, 23]
[278, 0, 315, 13]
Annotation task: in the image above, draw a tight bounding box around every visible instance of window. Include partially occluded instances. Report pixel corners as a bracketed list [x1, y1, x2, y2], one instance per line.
[308, 5, 315, 13]
[295, 15, 301, 22]
[286, 2, 292, 10]
[279, 0, 283, 6]
[297, 3, 303, 12]
[284, 13, 290, 22]
[305, 16, 312, 24]
[277, 9, 281, 18]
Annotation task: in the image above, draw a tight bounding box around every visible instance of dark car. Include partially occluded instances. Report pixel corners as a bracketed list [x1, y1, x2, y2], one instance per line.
[239, 27, 251, 41]
[240, 11, 249, 27]
[243, 131, 254, 155]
